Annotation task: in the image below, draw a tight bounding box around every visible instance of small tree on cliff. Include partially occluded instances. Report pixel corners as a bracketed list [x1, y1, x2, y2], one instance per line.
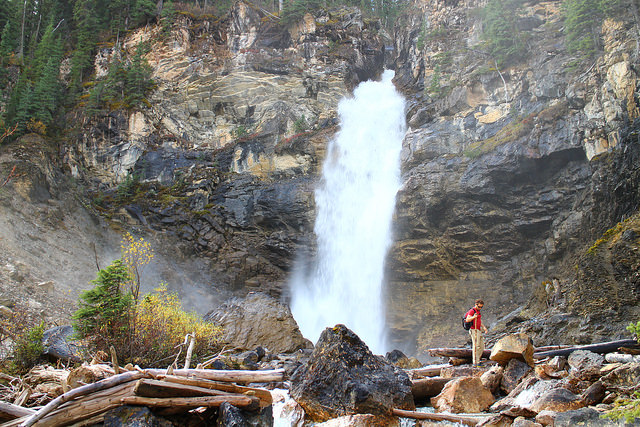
[73, 259, 134, 356]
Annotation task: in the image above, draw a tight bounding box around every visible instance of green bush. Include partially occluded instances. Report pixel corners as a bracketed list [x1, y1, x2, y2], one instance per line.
[603, 391, 640, 423]
[13, 321, 45, 373]
[628, 320, 640, 341]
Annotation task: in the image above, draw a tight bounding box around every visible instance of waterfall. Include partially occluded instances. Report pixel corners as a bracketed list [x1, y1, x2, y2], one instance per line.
[290, 70, 406, 354]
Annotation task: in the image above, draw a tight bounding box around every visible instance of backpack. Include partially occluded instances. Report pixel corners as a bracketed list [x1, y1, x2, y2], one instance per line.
[462, 308, 475, 330]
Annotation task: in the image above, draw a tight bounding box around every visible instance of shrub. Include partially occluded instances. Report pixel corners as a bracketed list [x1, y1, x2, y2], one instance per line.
[13, 322, 45, 372]
[132, 286, 223, 367]
[603, 391, 640, 423]
[0, 308, 46, 374]
[116, 174, 141, 204]
[293, 115, 308, 133]
[628, 320, 640, 342]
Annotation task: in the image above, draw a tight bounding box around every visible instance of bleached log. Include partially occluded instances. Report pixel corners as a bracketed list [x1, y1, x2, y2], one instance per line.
[145, 368, 284, 383]
[134, 378, 231, 398]
[158, 375, 273, 407]
[533, 339, 638, 359]
[392, 408, 486, 426]
[19, 370, 145, 427]
[406, 364, 449, 379]
[428, 349, 491, 359]
[0, 402, 35, 421]
[120, 394, 260, 410]
[36, 381, 137, 427]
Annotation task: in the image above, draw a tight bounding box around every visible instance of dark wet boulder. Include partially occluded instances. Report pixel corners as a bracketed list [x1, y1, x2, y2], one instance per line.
[103, 406, 172, 426]
[42, 325, 85, 363]
[290, 324, 414, 422]
[217, 402, 273, 427]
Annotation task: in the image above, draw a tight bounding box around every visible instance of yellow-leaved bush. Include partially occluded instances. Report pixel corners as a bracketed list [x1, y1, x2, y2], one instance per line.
[132, 286, 223, 367]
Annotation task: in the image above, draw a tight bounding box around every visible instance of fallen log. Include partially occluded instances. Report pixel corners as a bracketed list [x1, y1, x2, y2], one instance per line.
[428, 349, 491, 359]
[158, 375, 273, 407]
[533, 339, 638, 359]
[411, 377, 450, 400]
[120, 394, 260, 410]
[19, 370, 146, 427]
[134, 378, 232, 398]
[0, 402, 35, 421]
[392, 408, 486, 426]
[406, 364, 449, 379]
[145, 368, 284, 384]
[36, 382, 137, 427]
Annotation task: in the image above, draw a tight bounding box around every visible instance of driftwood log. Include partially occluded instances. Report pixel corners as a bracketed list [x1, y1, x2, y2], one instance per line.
[411, 377, 450, 400]
[145, 368, 284, 384]
[0, 402, 35, 421]
[406, 364, 449, 379]
[429, 340, 639, 361]
[157, 375, 273, 407]
[17, 368, 282, 427]
[393, 408, 488, 426]
[121, 394, 260, 410]
[532, 339, 639, 359]
[19, 370, 145, 427]
[428, 349, 492, 359]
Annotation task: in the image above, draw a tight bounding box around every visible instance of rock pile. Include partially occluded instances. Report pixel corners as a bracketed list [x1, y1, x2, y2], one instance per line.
[415, 334, 640, 426]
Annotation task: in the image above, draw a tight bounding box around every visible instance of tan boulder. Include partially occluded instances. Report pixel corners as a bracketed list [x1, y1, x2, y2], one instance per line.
[529, 388, 585, 413]
[490, 333, 535, 367]
[480, 365, 504, 394]
[431, 377, 495, 413]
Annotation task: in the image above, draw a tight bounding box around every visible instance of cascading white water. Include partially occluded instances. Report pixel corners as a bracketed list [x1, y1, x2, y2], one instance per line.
[290, 70, 406, 354]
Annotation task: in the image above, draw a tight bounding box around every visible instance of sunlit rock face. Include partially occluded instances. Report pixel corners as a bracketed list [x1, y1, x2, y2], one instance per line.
[386, 0, 640, 357]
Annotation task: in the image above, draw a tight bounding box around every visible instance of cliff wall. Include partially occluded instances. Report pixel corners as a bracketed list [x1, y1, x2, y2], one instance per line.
[1, 0, 639, 359]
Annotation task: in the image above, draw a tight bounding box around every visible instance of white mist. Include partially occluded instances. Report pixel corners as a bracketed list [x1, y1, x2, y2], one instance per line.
[290, 70, 406, 354]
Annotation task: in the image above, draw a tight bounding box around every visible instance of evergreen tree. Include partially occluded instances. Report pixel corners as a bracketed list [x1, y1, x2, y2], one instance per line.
[563, 0, 603, 60]
[482, 0, 527, 69]
[32, 56, 61, 127]
[72, 259, 133, 350]
[124, 43, 154, 108]
[69, 0, 99, 93]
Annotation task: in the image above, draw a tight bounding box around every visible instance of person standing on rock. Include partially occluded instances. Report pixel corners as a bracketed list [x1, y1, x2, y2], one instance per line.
[466, 299, 488, 367]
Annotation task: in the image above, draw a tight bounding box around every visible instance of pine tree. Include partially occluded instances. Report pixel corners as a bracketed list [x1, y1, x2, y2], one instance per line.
[69, 0, 99, 93]
[124, 43, 154, 108]
[32, 56, 61, 127]
[482, 0, 527, 69]
[563, 0, 603, 60]
[72, 259, 133, 350]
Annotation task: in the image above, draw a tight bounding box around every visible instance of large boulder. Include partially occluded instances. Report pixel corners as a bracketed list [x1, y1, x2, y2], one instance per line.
[529, 388, 585, 413]
[205, 292, 312, 354]
[490, 333, 535, 367]
[567, 350, 604, 372]
[501, 359, 534, 395]
[289, 324, 414, 422]
[42, 326, 85, 363]
[430, 377, 495, 413]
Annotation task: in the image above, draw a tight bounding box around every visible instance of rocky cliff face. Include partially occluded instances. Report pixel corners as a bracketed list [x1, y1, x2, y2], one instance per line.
[2, 0, 639, 359]
[387, 0, 640, 357]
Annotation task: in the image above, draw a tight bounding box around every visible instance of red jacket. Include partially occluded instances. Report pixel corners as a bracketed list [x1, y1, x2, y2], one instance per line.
[466, 308, 481, 330]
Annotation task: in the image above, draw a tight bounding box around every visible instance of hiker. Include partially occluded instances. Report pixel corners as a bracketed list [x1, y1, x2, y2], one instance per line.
[466, 299, 488, 367]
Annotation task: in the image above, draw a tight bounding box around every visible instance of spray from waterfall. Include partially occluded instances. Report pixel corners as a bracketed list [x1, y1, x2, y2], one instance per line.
[290, 70, 406, 354]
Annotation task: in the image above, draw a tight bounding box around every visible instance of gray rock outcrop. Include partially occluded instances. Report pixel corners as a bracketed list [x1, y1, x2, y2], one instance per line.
[205, 292, 311, 354]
